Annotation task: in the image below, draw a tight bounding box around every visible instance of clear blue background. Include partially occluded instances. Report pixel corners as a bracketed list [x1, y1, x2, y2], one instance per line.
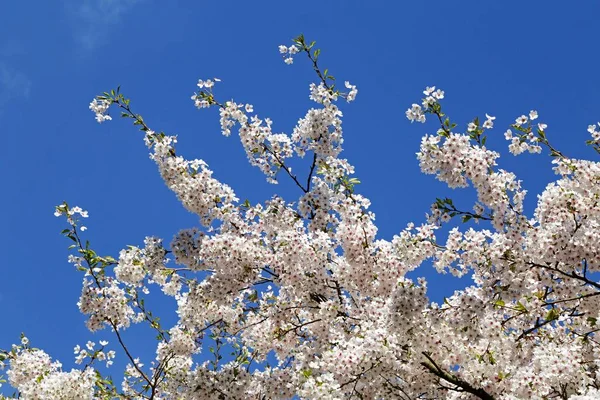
[1, 0, 599, 393]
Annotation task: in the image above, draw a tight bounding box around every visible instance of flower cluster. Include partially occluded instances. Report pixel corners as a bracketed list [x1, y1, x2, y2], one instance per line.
[54, 203, 89, 230]
[344, 81, 358, 102]
[73, 340, 115, 368]
[588, 122, 600, 141]
[78, 277, 137, 331]
[5, 39, 600, 400]
[406, 103, 426, 123]
[292, 95, 344, 158]
[279, 44, 300, 65]
[89, 98, 112, 123]
[6, 339, 97, 399]
[504, 110, 545, 155]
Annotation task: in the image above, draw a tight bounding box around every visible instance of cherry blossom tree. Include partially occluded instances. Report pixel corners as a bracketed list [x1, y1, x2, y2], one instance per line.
[2, 34, 600, 399]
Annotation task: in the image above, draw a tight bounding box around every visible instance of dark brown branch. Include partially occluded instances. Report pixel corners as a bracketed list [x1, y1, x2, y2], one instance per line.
[421, 352, 494, 400]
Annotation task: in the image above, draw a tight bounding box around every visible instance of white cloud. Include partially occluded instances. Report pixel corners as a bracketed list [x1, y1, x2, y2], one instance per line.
[0, 63, 31, 114]
[66, 0, 144, 50]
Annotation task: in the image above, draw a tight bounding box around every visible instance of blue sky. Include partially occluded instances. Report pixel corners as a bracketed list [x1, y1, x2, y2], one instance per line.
[1, 0, 600, 392]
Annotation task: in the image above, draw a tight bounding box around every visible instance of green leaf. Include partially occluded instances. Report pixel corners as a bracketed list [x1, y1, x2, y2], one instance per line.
[248, 291, 258, 302]
[545, 308, 560, 321]
[538, 129, 546, 139]
[515, 302, 528, 313]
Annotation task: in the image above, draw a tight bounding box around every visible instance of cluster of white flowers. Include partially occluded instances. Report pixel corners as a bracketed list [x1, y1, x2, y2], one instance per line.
[197, 78, 218, 89]
[588, 122, 600, 141]
[405, 103, 426, 123]
[292, 98, 344, 158]
[422, 86, 445, 106]
[156, 327, 197, 360]
[406, 87, 444, 124]
[279, 44, 299, 65]
[89, 98, 112, 123]
[514, 110, 538, 126]
[78, 277, 137, 331]
[503, 110, 545, 155]
[144, 130, 239, 225]
[468, 113, 496, 132]
[344, 81, 358, 102]
[114, 236, 169, 289]
[73, 340, 115, 367]
[217, 100, 297, 183]
[54, 204, 89, 230]
[190, 78, 220, 108]
[6, 40, 600, 400]
[6, 342, 97, 399]
[504, 128, 541, 155]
